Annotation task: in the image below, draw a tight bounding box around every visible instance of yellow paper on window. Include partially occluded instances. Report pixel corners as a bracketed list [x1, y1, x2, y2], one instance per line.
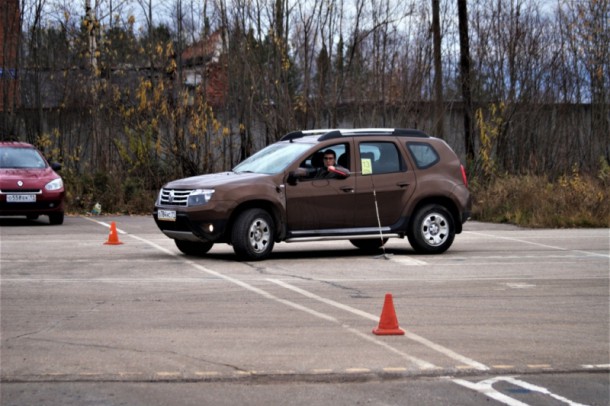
[361, 159, 372, 175]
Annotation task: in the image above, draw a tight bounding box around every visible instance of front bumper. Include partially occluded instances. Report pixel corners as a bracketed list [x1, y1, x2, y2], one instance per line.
[153, 205, 230, 242]
[0, 197, 65, 215]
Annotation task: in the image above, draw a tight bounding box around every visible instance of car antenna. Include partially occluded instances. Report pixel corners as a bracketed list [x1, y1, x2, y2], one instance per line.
[363, 159, 392, 260]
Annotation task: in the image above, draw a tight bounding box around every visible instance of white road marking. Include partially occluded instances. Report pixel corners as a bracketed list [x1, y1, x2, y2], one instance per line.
[82, 217, 128, 234]
[82, 218, 438, 370]
[391, 256, 428, 266]
[453, 376, 590, 406]
[464, 231, 610, 258]
[506, 283, 536, 289]
[268, 278, 488, 371]
[581, 364, 610, 369]
[76, 218, 602, 380]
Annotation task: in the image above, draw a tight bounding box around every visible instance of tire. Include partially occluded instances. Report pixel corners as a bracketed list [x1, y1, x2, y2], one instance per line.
[231, 208, 275, 260]
[175, 239, 214, 256]
[350, 238, 388, 251]
[49, 212, 64, 225]
[407, 204, 455, 254]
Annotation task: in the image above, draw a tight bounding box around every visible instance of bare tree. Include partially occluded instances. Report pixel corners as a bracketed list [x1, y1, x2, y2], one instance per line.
[457, 0, 474, 162]
[0, 0, 21, 137]
[432, 0, 444, 137]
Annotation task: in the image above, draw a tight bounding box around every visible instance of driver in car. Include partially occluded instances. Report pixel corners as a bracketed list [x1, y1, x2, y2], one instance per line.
[316, 149, 350, 179]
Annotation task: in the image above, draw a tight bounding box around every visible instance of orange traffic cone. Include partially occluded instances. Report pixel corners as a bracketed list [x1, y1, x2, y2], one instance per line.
[372, 293, 405, 335]
[104, 221, 124, 245]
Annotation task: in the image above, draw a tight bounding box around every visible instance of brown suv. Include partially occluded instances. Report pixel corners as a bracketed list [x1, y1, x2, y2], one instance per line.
[153, 128, 471, 260]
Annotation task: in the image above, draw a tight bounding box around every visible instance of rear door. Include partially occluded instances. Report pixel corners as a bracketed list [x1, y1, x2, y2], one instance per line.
[284, 142, 356, 230]
[353, 139, 416, 227]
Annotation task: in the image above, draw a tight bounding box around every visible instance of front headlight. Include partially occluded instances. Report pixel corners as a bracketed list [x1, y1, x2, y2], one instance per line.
[188, 189, 214, 206]
[45, 178, 64, 191]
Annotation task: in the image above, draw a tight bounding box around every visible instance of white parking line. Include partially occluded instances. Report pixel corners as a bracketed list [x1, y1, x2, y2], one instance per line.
[82, 219, 439, 371]
[391, 256, 428, 266]
[581, 364, 610, 369]
[268, 278, 488, 371]
[464, 231, 610, 258]
[82, 217, 128, 234]
[453, 376, 590, 406]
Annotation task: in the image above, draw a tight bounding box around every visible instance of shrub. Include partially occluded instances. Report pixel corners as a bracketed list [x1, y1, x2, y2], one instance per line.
[471, 169, 609, 228]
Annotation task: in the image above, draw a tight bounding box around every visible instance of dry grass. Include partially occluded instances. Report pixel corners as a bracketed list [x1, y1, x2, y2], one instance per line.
[471, 171, 609, 228]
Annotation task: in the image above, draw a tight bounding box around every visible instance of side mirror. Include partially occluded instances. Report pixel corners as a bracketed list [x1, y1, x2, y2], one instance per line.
[51, 162, 62, 171]
[287, 167, 308, 185]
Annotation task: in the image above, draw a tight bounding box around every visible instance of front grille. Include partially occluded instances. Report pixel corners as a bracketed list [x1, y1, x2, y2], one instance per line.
[159, 188, 192, 206]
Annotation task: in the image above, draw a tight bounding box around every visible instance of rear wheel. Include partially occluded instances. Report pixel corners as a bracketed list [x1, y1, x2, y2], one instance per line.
[175, 240, 214, 256]
[350, 238, 388, 252]
[49, 212, 64, 225]
[231, 208, 275, 261]
[407, 204, 455, 254]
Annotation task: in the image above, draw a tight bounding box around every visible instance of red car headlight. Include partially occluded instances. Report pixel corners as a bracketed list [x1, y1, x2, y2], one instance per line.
[45, 178, 64, 191]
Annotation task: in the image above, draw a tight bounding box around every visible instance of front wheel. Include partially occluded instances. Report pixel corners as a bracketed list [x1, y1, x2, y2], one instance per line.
[231, 208, 275, 261]
[175, 240, 214, 256]
[407, 204, 455, 254]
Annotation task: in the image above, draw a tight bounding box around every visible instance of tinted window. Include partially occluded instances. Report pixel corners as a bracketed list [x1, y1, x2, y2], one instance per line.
[359, 142, 403, 174]
[407, 142, 439, 169]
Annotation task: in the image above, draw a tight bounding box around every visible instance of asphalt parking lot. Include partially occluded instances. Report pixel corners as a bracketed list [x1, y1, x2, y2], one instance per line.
[1, 215, 608, 405]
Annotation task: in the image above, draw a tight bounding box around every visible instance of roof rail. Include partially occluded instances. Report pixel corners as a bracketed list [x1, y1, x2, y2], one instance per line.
[279, 129, 338, 142]
[392, 128, 429, 138]
[280, 128, 430, 142]
[318, 128, 430, 140]
[279, 131, 306, 141]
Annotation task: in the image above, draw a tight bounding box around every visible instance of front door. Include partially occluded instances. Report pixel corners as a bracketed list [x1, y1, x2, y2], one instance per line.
[285, 143, 355, 231]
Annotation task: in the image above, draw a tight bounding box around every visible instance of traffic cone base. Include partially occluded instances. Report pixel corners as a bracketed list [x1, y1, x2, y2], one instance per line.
[104, 221, 124, 245]
[372, 293, 405, 335]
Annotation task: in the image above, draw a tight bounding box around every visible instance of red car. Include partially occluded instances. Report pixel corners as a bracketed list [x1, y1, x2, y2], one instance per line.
[0, 142, 65, 224]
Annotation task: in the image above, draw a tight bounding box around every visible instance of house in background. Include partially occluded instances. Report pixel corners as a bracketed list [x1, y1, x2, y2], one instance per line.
[180, 30, 227, 107]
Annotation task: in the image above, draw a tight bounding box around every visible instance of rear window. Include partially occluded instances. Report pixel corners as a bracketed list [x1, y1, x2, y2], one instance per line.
[407, 142, 439, 169]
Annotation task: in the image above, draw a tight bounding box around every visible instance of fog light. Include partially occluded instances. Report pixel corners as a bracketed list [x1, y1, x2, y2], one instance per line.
[208, 224, 214, 233]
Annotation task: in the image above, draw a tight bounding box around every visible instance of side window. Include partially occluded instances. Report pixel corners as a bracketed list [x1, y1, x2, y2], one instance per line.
[407, 142, 439, 169]
[299, 143, 349, 179]
[359, 142, 403, 175]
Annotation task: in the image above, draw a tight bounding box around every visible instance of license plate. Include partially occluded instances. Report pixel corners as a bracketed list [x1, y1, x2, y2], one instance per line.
[7, 194, 36, 203]
[158, 209, 176, 221]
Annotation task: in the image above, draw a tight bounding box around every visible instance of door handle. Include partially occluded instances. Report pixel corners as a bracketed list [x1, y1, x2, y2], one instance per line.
[340, 187, 354, 193]
[397, 182, 410, 187]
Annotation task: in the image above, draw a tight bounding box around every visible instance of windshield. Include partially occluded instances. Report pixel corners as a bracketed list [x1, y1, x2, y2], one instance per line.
[233, 142, 312, 174]
[0, 147, 47, 169]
